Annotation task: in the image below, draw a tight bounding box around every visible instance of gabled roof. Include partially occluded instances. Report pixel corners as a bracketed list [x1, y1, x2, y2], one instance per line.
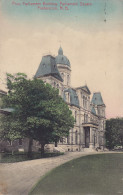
[35, 55, 63, 82]
[91, 92, 105, 106]
[76, 85, 91, 95]
[64, 88, 79, 107]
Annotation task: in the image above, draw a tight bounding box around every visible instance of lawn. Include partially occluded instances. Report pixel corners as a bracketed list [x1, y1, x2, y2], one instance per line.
[0, 152, 64, 163]
[30, 153, 123, 195]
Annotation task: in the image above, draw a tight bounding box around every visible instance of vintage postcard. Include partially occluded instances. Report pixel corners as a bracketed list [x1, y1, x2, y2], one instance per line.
[0, 0, 123, 194]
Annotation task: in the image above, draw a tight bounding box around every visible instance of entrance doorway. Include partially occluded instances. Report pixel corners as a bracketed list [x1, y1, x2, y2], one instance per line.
[85, 127, 90, 148]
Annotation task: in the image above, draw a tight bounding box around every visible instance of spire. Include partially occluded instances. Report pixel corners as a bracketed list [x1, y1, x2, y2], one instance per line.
[58, 46, 63, 55]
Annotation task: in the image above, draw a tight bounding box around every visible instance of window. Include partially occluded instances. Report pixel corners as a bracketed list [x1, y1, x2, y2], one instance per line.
[83, 96, 87, 109]
[103, 121, 105, 130]
[43, 63, 45, 67]
[60, 137, 63, 143]
[83, 96, 85, 107]
[61, 73, 64, 80]
[85, 97, 87, 109]
[67, 75, 70, 86]
[67, 135, 70, 144]
[71, 132, 73, 144]
[65, 92, 70, 103]
[54, 82, 56, 88]
[75, 130, 78, 144]
[84, 114, 88, 123]
[75, 111, 77, 123]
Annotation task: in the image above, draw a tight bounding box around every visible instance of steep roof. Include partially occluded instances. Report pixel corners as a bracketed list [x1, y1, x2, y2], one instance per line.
[35, 55, 63, 82]
[64, 88, 79, 107]
[55, 47, 71, 67]
[91, 92, 105, 106]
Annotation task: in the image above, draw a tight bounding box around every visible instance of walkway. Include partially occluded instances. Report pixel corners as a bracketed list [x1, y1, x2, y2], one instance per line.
[0, 151, 104, 195]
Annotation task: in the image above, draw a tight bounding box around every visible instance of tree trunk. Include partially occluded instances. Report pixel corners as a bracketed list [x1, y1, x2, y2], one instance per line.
[28, 138, 33, 158]
[11, 141, 14, 155]
[41, 143, 45, 157]
[55, 141, 57, 147]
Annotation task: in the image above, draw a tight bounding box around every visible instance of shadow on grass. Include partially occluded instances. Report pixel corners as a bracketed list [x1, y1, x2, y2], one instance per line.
[0, 152, 64, 163]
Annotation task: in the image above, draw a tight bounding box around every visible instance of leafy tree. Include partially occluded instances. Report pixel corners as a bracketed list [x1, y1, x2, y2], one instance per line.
[105, 118, 123, 149]
[0, 73, 74, 157]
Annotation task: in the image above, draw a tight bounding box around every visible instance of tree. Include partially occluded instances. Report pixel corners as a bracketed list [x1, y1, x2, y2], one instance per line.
[105, 118, 123, 149]
[0, 73, 74, 157]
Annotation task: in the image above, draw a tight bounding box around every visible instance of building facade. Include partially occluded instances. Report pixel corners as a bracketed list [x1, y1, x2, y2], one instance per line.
[35, 47, 106, 151]
[0, 47, 106, 152]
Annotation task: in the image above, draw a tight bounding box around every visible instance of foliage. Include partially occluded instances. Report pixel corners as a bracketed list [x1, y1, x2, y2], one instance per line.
[105, 118, 123, 149]
[0, 73, 74, 156]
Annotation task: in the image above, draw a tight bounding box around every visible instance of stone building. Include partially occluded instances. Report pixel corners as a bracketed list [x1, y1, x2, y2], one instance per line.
[35, 47, 106, 151]
[0, 47, 106, 152]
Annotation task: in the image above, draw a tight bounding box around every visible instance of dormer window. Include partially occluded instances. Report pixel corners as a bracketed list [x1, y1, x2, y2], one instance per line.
[75, 111, 77, 123]
[67, 75, 70, 86]
[61, 73, 64, 80]
[65, 92, 70, 103]
[43, 63, 45, 67]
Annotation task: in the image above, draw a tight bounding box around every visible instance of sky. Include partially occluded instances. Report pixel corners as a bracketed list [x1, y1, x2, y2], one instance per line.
[0, 0, 123, 119]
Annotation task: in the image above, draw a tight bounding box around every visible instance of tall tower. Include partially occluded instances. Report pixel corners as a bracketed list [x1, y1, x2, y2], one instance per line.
[55, 47, 71, 88]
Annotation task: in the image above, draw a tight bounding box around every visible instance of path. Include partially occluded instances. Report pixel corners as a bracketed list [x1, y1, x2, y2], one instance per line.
[0, 151, 106, 195]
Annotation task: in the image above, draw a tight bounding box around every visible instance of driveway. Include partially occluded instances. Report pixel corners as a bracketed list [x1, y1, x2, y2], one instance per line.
[0, 151, 106, 195]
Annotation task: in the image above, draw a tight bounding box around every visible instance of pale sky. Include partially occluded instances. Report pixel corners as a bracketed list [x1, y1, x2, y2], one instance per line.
[0, 0, 123, 119]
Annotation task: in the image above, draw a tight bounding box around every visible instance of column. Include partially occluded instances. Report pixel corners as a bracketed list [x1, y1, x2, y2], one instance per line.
[89, 127, 94, 148]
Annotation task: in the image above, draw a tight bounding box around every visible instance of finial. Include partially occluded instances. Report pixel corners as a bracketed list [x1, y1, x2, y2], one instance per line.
[58, 46, 63, 55]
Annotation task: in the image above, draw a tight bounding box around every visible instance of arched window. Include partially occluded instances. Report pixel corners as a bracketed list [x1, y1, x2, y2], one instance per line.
[75, 130, 78, 144]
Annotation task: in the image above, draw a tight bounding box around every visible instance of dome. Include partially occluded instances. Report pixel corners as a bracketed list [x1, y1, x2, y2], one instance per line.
[55, 47, 71, 67]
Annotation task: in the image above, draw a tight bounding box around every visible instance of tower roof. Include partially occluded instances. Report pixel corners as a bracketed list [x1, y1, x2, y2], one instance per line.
[55, 47, 71, 67]
[58, 47, 63, 55]
[34, 55, 63, 82]
[91, 92, 105, 106]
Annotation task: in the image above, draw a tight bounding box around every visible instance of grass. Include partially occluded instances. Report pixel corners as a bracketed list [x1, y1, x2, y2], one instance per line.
[30, 153, 123, 195]
[0, 152, 64, 163]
